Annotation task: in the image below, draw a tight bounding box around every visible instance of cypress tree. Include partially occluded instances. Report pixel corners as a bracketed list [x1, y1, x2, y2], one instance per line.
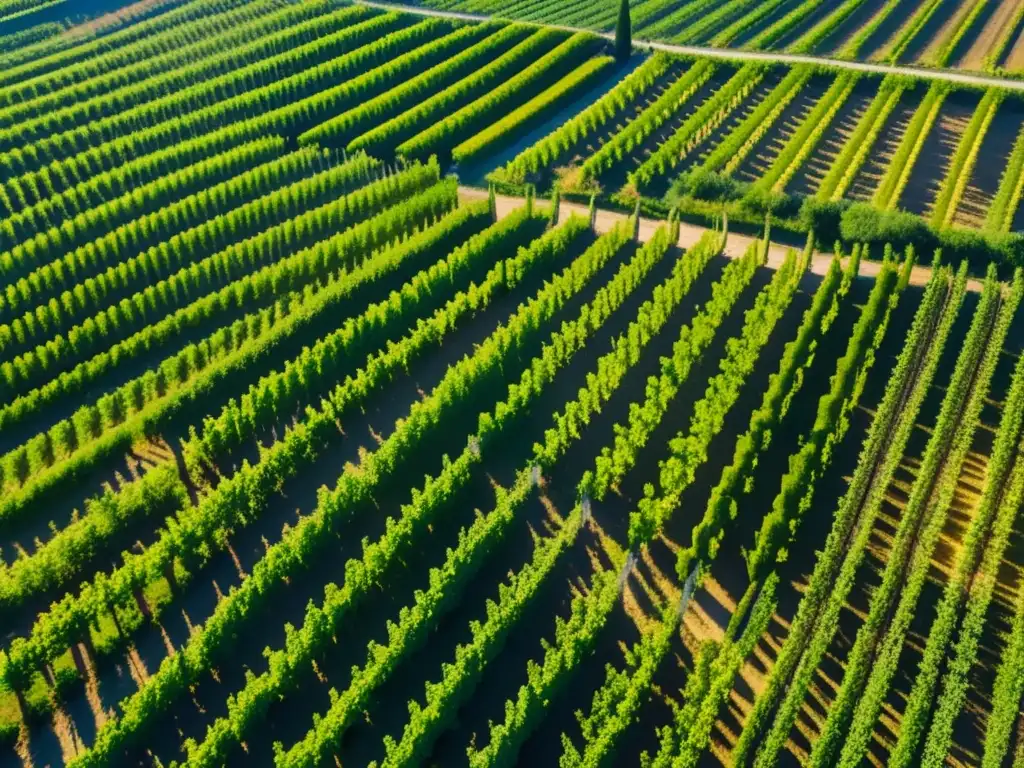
[615, 0, 632, 62]
[549, 188, 561, 227]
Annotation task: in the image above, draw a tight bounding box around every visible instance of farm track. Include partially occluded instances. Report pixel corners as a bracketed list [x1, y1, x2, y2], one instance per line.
[459, 186, 987, 291]
[363, 0, 1024, 89]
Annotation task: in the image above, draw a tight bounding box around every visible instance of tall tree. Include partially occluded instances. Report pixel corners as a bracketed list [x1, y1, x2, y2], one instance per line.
[615, 0, 632, 61]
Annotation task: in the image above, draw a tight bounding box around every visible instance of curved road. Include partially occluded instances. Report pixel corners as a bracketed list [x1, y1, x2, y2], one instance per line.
[358, 0, 1024, 92]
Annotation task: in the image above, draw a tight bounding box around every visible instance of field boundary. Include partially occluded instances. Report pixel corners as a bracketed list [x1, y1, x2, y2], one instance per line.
[362, 0, 1024, 93]
[459, 185, 987, 291]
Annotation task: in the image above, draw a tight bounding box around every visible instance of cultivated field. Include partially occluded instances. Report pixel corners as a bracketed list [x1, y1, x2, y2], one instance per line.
[489, 53, 1024, 261]
[416, 0, 1024, 74]
[1, 2, 1024, 768]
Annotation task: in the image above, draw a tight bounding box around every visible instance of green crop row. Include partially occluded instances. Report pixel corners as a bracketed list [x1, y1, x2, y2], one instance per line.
[809, 261, 996, 768]
[629, 242, 804, 549]
[453, 56, 614, 165]
[578, 60, 717, 187]
[899, 275, 1024, 768]
[828, 270, 1019, 768]
[734, 257, 955, 767]
[497, 53, 674, 185]
[677, 247, 855, 581]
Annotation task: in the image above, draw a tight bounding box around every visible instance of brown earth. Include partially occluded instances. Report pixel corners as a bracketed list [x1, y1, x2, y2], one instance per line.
[1005, 23, 1024, 68]
[958, 0, 1024, 69]
[918, 0, 981, 64]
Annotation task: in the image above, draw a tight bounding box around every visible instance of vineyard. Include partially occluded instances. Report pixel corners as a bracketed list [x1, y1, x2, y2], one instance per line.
[413, 0, 1024, 74]
[487, 54, 1024, 264]
[1, 1, 1024, 768]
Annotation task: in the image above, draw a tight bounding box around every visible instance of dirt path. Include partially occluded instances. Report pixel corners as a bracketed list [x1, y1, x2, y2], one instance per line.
[362, 0, 1024, 91]
[958, 0, 1023, 69]
[458, 186, 987, 291]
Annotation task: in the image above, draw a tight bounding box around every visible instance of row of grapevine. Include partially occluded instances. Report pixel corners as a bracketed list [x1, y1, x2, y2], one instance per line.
[0, 0, 255, 96]
[452, 56, 614, 165]
[0, 0, 331, 128]
[577, 60, 717, 188]
[757, 72, 859, 194]
[710, 0, 790, 46]
[10, 13, 499, 181]
[787, 0, 868, 54]
[885, 0, 945, 63]
[397, 32, 600, 161]
[0, 156, 409, 390]
[469, 565, 621, 768]
[927, 0, 991, 67]
[0, 2, 373, 146]
[985, 122, 1024, 232]
[641, 573, 779, 768]
[577, 231, 754, 512]
[276, 220, 658, 768]
[0, 149, 379, 357]
[0, 19, 64, 57]
[640, 0, 719, 41]
[733, 260, 960, 767]
[873, 82, 948, 210]
[0, 134, 287, 266]
[0, 144, 327, 308]
[981, 503, 1024, 767]
[0, 168, 446, 459]
[463, 229, 737, 768]
[0, 462, 187, 612]
[0, 180, 463, 543]
[180, 208, 600, 767]
[0, 12, 433, 183]
[297, 23, 533, 149]
[629, 241, 805, 549]
[836, 0, 901, 57]
[347, 27, 568, 157]
[494, 52, 675, 185]
[930, 88, 1002, 229]
[371, 494, 595, 768]
[0, 10, 419, 177]
[0, 114, 282, 219]
[676, 247, 856, 582]
[0, 201, 555, 730]
[895, 274, 1024, 768]
[745, 252, 904, 582]
[559, 604, 680, 767]
[741, 0, 824, 49]
[0, 194, 504, 616]
[631, 63, 765, 188]
[705, 67, 813, 176]
[674, 0, 760, 46]
[59, 214, 600, 766]
[0, 152, 417, 403]
[815, 80, 907, 202]
[817, 269, 1016, 768]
